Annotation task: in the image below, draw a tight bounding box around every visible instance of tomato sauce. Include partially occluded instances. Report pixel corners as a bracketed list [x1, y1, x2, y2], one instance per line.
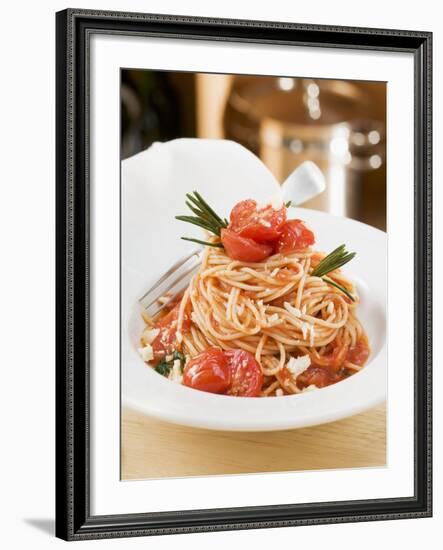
[149, 298, 192, 364]
[297, 336, 370, 390]
[346, 336, 370, 366]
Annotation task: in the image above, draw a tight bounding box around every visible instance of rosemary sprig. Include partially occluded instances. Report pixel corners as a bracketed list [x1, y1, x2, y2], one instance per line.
[176, 191, 228, 238]
[310, 244, 356, 301]
[311, 244, 356, 278]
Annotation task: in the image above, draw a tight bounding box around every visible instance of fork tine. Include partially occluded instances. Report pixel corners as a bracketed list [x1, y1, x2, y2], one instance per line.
[138, 248, 201, 304]
[140, 261, 200, 311]
[144, 276, 195, 319]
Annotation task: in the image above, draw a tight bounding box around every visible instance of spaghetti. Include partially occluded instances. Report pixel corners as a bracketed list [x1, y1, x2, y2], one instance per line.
[139, 193, 369, 397]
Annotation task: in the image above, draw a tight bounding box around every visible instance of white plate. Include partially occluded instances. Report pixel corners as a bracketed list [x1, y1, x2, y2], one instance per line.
[122, 139, 387, 431]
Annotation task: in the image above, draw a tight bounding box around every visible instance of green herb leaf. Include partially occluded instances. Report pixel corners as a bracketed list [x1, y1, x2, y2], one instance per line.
[175, 215, 217, 233]
[177, 191, 228, 247]
[181, 237, 223, 248]
[193, 191, 226, 227]
[154, 350, 187, 377]
[285, 200, 292, 208]
[322, 276, 355, 302]
[155, 361, 172, 377]
[311, 244, 356, 278]
[172, 350, 186, 363]
[185, 200, 214, 223]
[172, 351, 186, 372]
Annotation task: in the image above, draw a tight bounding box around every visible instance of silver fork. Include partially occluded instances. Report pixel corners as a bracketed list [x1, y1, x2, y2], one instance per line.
[138, 248, 203, 319]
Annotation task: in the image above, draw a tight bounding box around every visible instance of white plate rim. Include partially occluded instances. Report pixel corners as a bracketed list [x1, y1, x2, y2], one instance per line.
[122, 207, 387, 432]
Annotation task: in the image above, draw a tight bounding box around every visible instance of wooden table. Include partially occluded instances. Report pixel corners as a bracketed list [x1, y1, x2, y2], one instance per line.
[121, 404, 386, 480]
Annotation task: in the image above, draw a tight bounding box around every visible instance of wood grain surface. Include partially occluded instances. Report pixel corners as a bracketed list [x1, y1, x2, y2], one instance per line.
[121, 403, 386, 480]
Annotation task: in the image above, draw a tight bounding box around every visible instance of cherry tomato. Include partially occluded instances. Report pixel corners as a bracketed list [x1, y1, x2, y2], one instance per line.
[151, 301, 191, 362]
[346, 340, 370, 365]
[221, 228, 273, 262]
[183, 347, 231, 394]
[224, 349, 263, 397]
[275, 219, 315, 253]
[229, 199, 287, 242]
[296, 366, 335, 389]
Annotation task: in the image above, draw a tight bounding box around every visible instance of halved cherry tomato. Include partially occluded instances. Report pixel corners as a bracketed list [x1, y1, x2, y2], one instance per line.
[183, 347, 231, 394]
[224, 349, 263, 397]
[221, 228, 273, 262]
[296, 366, 335, 389]
[275, 219, 315, 253]
[151, 301, 191, 362]
[229, 199, 287, 242]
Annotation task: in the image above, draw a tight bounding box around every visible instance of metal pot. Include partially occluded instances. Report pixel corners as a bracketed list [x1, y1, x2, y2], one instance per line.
[223, 76, 386, 230]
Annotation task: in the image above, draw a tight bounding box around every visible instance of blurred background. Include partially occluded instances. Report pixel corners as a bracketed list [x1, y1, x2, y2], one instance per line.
[121, 70, 386, 230]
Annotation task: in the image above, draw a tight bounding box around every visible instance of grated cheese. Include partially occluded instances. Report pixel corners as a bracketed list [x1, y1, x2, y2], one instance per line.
[302, 384, 318, 392]
[267, 313, 281, 327]
[142, 327, 159, 345]
[138, 344, 154, 362]
[286, 355, 311, 378]
[284, 302, 302, 317]
[168, 359, 183, 383]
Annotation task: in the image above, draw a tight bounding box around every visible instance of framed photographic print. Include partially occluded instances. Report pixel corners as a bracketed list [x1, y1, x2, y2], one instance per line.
[55, 9, 432, 541]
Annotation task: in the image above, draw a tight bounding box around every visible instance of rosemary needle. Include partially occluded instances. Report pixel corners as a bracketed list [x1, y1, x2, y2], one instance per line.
[310, 245, 356, 301]
[181, 237, 224, 248]
[311, 244, 356, 278]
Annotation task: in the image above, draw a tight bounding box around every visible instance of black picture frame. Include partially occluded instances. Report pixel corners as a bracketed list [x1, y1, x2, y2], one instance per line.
[55, 8, 432, 541]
